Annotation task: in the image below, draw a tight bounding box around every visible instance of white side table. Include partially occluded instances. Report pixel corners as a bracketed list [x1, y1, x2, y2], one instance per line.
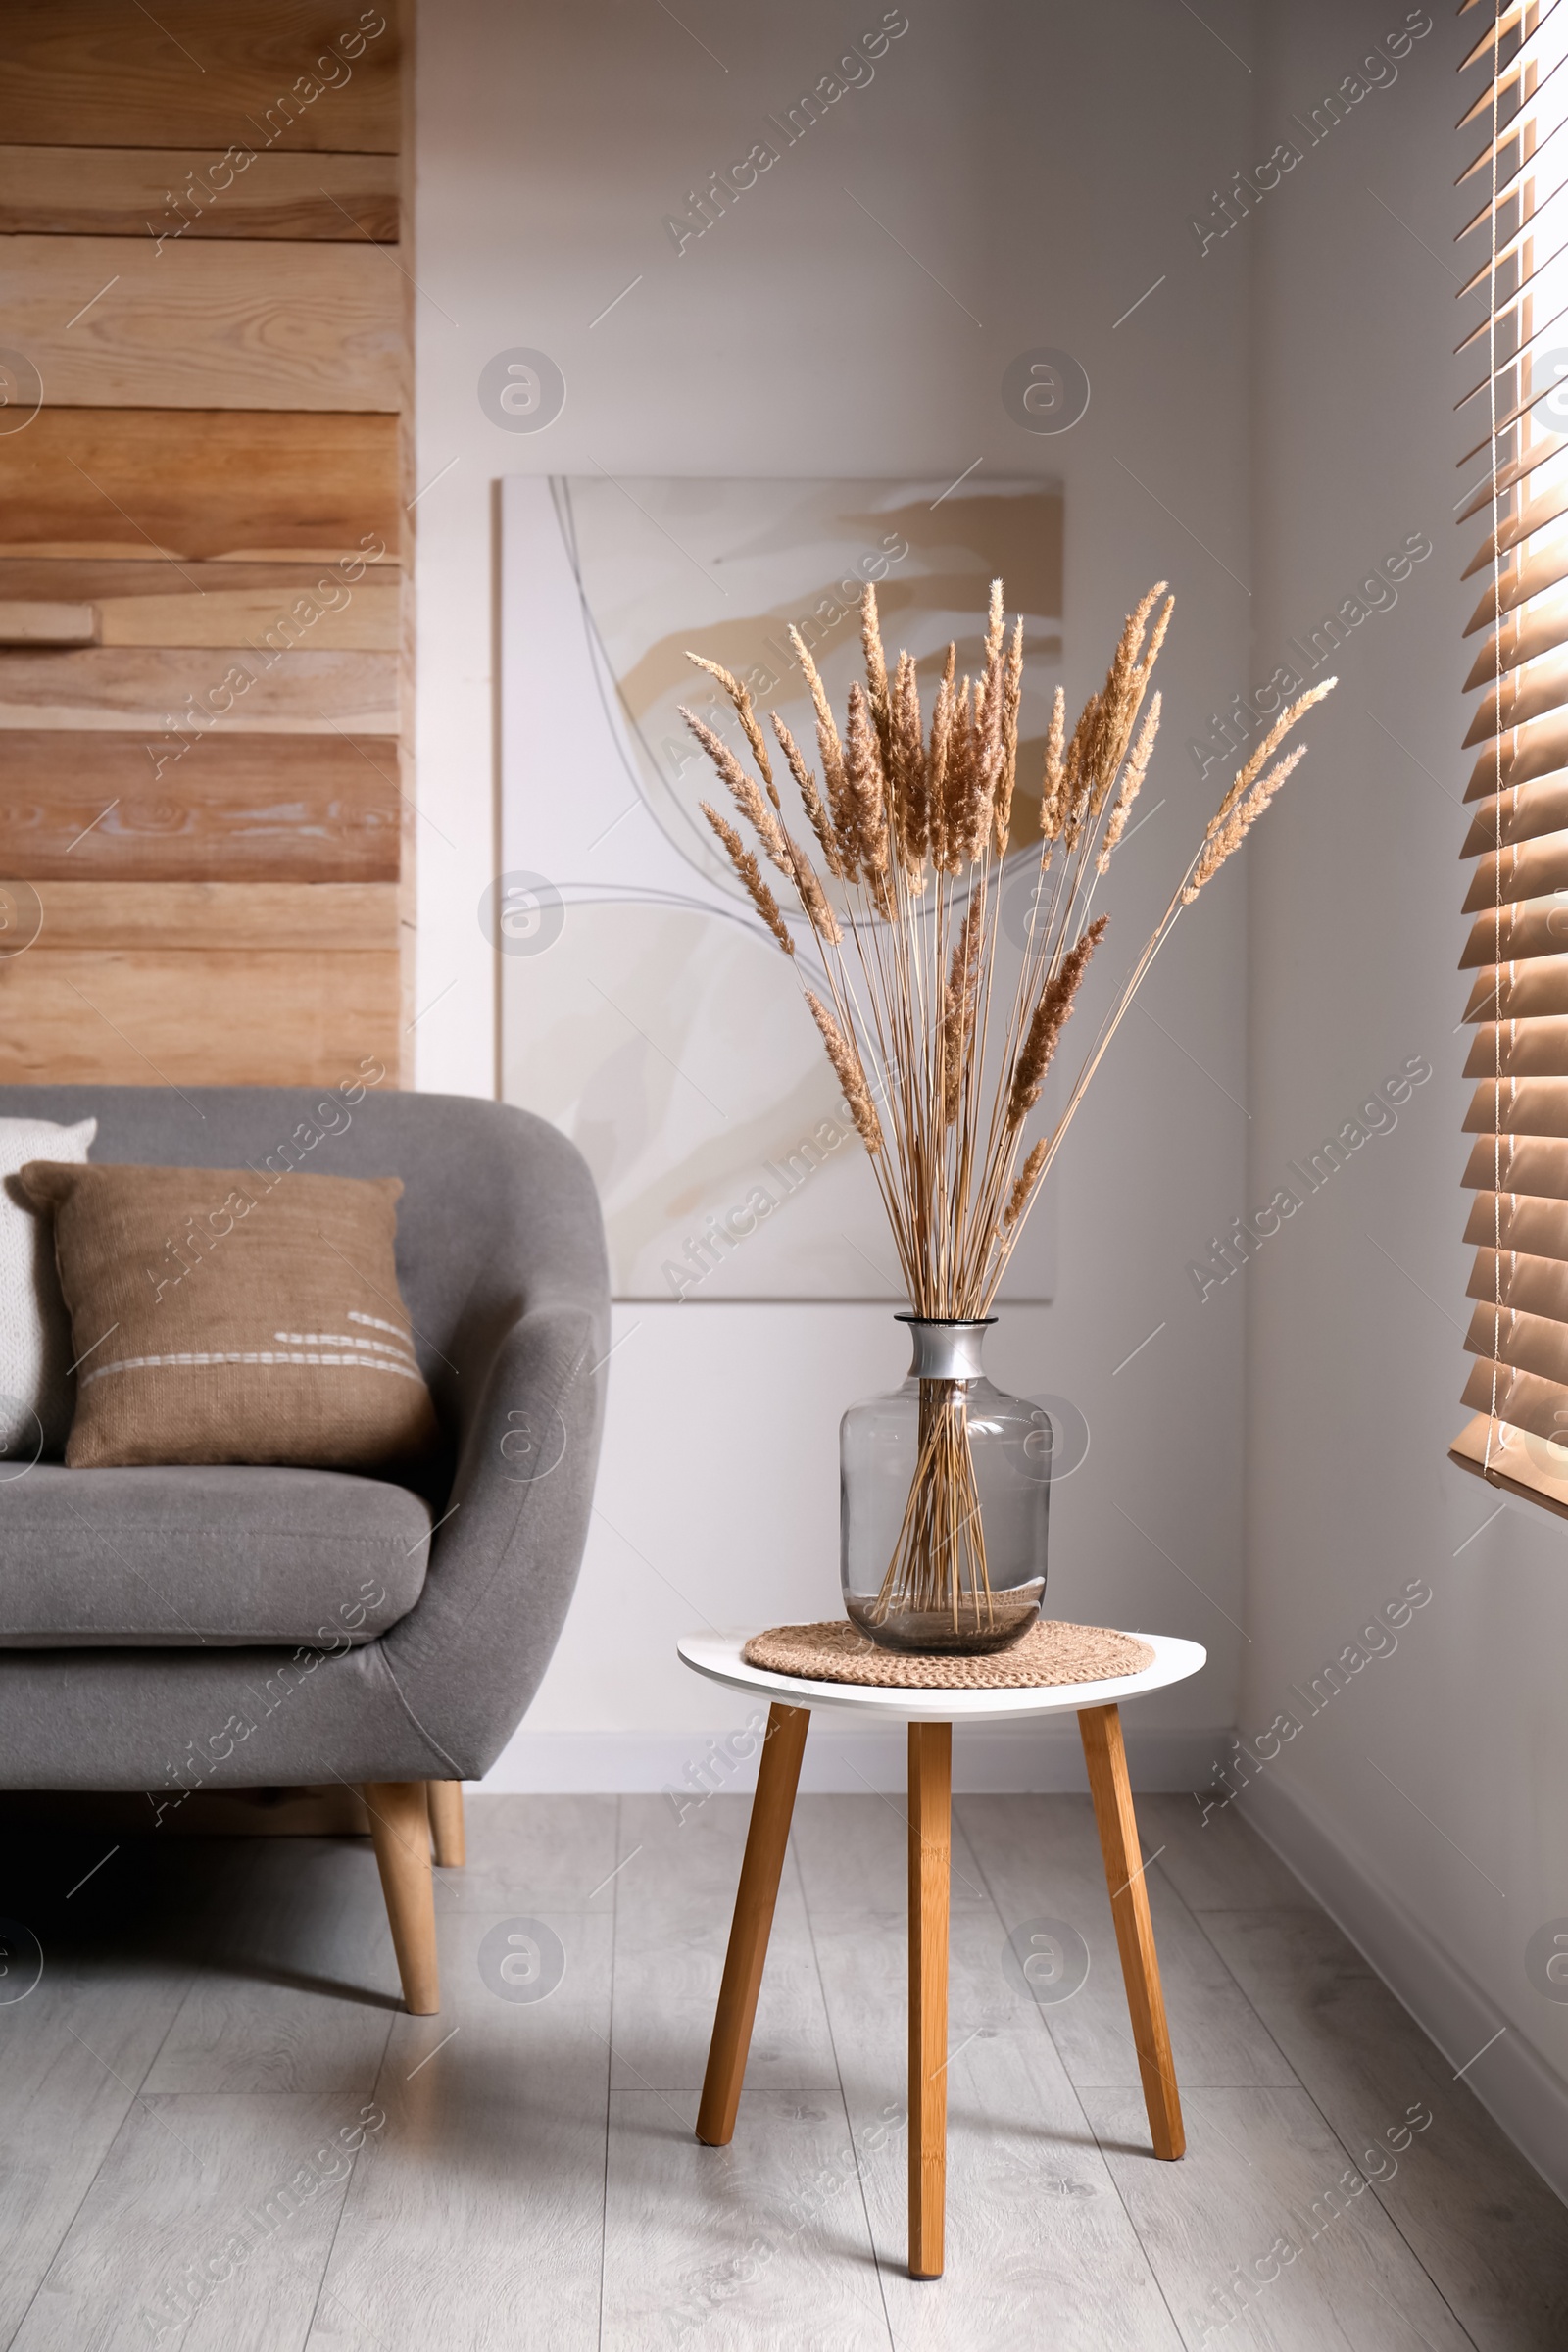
[677, 1628, 1207, 2280]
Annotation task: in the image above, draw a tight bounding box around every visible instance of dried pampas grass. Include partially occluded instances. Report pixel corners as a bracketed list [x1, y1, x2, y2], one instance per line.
[683, 579, 1335, 1320]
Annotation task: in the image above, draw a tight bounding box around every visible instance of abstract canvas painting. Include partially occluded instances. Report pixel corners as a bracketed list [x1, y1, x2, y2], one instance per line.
[499, 474, 1064, 1300]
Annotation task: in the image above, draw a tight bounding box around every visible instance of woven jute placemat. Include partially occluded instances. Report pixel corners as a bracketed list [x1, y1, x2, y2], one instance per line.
[742, 1619, 1154, 1690]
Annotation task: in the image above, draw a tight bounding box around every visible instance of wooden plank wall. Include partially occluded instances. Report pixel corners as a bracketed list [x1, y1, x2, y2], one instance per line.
[0, 1, 408, 1087]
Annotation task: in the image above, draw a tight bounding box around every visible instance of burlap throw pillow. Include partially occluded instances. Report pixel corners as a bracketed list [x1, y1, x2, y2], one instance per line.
[18, 1161, 439, 1472]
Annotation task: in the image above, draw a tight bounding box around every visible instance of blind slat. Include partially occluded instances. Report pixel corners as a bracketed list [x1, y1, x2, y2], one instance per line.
[1463, 1192, 1568, 1259]
[1459, 87, 1567, 195]
[1460, 2, 1532, 73]
[1467, 1245, 1568, 1315]
[1461, 833, 1568, 911]
[1460, 777, 1568, 852]
[1459, 1356, 1568, 1445]
[1463, 1018, 1568, 1076]
[1449, 1411, 1568, 1513]
[1463, 539, 1568, 634]
[1461, 483, 1568, 580]
[1462, 648, 1568, 745]
[1464, 1075, 1568, 1136]
[1459, 901, 1568, 966]
[1456, 227, 1568, 351]
[1456, 429, 1568, 522]
[1458, 274, 1568, 458]
[1457, 90, 1528, 180]
[1457, 126, 1560, 220]
[1465, 714, 1568, 802]
[1461, 955, 1568, 1017]
[1456, 178, 1568, 305]
[1462, 583, 1568, 690]
[1463, 1298, 1568, 1387]
[1457, 297, 1568, 409]
[1459, 4, 1565, 122]
[1461, 1131, 1568, 1198]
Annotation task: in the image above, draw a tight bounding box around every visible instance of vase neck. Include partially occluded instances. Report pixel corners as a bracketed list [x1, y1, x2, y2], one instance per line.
[899, 1315, 994, 1382]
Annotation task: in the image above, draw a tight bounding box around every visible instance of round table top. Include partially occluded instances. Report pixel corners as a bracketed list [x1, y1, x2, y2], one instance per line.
[676, 1628, 1207, 1724]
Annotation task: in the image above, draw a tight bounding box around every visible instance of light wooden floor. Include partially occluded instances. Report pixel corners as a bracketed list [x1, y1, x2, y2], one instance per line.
[2, 1791, 1565, 2349]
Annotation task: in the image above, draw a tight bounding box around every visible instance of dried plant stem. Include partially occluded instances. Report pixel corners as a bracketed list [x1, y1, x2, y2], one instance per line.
[870, 1383, 994, 1630]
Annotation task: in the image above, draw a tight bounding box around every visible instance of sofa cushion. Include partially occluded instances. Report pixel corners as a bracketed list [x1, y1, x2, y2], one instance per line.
[17, 1161, 440, 1474]
[0, 1464, 430, 1646]
[0, 1114, 95, 1460]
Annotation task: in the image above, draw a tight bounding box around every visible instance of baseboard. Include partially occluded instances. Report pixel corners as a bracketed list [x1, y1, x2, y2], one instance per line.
[477, 1722, 1228, 1797]
[1241, 1770, 1568, 2206]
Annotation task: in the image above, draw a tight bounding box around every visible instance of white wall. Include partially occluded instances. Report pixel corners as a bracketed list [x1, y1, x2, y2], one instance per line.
[413, 0, 1259, 1788]
[1242, 3, 1568, 2190]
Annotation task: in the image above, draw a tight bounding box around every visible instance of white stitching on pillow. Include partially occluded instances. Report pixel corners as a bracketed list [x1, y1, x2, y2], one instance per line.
[273, 1330, 416, 1359]
[83, 1350, 425, 1385]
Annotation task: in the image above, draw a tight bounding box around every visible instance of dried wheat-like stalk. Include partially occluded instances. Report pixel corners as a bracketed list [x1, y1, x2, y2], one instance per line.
[891, 650, 929, 873]
[844, 683, 889, 874]
[1183, 744, 1306, 902]
[699, 802, 795, 956]
[1098, 692, 1160, 873]
[783, 832, 844, 943]
[941, 884, 985, 1126]
[680, 708, 791, 875]
[790, 626, 856, 874]
[1208, 681, 1335, 833]
[805, 989, 883, 1152]
[1039, 684, 1067, 850]
[771, 711, 845, 879]
[992, 616, 1025, 857]
[686, 653, 780, 807]
[1006, 914, 1108, 1129]
[861, 584, 893, 765]
[927, 643, 956, 873]
[1004, 1138, 1049, 1230]
[684, 576, 1335, 1632]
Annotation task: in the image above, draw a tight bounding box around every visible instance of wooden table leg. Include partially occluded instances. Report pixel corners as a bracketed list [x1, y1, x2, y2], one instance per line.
[1078, 1702, 1185, 2159]
[907, 1720, 952, 2279]
[696, 1702, 810, 2147]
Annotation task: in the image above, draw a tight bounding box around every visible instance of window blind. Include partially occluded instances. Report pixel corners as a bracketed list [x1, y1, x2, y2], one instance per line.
[1451, 0, 1568, 1509]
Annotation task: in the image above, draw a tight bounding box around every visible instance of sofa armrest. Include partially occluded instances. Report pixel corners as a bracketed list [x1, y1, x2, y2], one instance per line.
[376, 1288, 609, 1778]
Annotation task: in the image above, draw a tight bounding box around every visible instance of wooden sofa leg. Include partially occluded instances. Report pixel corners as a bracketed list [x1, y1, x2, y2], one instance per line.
[426, 1780, 466, 1867]
[364, 1780, 440, 2014]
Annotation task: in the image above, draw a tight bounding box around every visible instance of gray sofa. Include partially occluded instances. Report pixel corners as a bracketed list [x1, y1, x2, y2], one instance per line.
[0, 1083, 610, 2008]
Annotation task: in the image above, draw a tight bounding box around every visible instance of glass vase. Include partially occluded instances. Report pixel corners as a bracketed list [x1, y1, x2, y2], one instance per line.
[840, 1314, 1052, 1654]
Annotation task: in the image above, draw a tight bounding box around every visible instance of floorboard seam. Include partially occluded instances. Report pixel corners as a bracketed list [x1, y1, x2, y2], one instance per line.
[1182, 1905, 1485, 2351]
[1080, 2105, 1200, 2351]
[1146, 1860, 1302, 2089]
[795, 1830, 898, 2349]
[596, 1792, 619, 2352]
[2, 1909, 210, 2352]
[2, 2082, 146, 2352]
[298, 2007, 397, 2350]
[954, 1799, 1190, 2344]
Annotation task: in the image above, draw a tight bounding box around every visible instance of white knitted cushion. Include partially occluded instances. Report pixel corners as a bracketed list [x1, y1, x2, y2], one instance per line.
[0, 1117, 95, 1461]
